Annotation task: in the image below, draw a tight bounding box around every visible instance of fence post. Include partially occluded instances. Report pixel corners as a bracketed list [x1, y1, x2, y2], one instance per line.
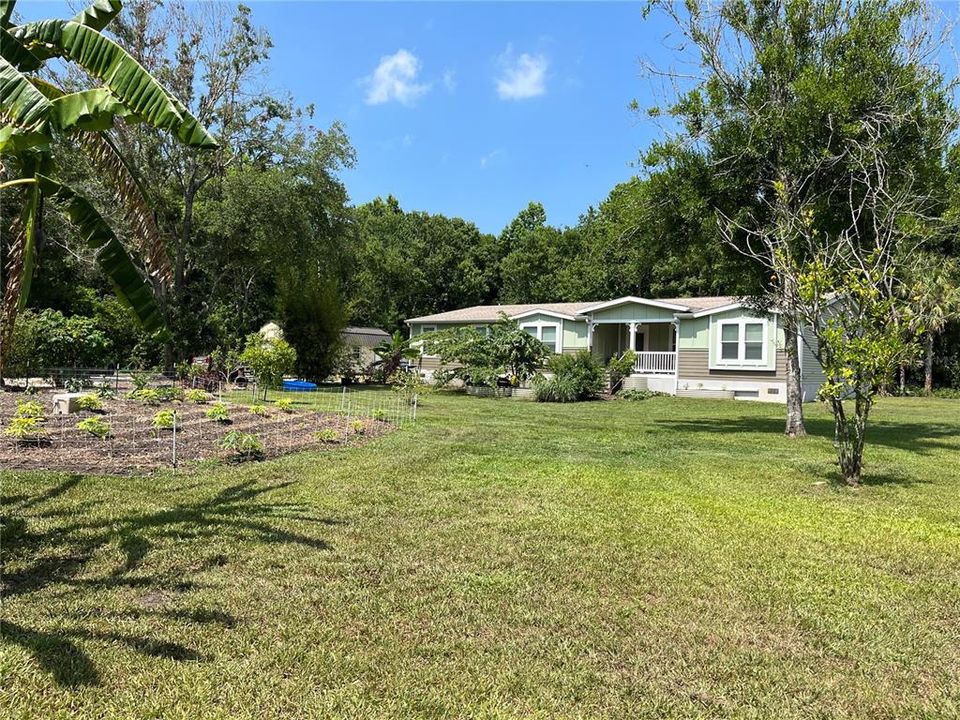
[172, 410, 178, 469]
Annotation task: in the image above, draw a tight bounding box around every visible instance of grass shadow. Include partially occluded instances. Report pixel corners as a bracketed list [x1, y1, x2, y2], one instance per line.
[1, 475, 339, 688]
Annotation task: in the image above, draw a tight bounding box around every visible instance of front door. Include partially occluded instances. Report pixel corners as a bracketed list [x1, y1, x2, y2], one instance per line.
[634, 331, 645, 352]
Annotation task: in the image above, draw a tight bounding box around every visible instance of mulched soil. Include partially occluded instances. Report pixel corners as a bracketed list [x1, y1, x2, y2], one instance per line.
[0, 390, 392, 476]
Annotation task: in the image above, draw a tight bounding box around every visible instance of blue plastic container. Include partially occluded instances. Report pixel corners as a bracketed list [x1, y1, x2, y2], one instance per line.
[282, 379, 317, 392]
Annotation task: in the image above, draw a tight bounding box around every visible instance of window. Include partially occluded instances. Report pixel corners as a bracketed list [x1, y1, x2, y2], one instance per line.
[416, 325, 437, 356]
[521, 323, 561, 353]
[716, 320, 768, 366]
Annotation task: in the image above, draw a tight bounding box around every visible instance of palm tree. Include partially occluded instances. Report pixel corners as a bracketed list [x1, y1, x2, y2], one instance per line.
[0, 0, 217, 379]
[373, 330, 420, 378]
[909, 255, 960, 393]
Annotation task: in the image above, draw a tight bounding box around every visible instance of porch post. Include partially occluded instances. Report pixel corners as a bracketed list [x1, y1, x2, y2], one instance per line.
[628, 322, 637, 354]
[587, 321, 595, 351]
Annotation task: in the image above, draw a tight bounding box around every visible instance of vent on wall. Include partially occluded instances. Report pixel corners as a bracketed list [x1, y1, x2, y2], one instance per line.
[734, 389, 760, 399]
[767, 387, 780, 395]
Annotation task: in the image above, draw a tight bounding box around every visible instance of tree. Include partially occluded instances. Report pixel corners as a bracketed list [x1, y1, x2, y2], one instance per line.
[240, 333, 295, 400]
[373, 331, 420, 379]
[904, 254, 960, 393]
[428, 316, 548, 387]
[644, 0, 955, 438]
[0, 0, 216, 379]
[276, 270, 347, 382]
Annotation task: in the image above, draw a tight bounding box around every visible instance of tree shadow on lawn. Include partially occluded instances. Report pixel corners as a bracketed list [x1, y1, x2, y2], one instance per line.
[655, 415, 959, 455]
[1, 474, 340, 688]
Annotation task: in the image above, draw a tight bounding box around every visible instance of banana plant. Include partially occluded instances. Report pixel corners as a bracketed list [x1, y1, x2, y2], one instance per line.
[0, 0, 217, 377]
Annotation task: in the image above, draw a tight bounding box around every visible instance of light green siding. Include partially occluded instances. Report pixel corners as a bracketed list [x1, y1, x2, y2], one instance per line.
[563, 319, 589, 350]
[589, 301, 677, 323]
[515, 312, 562, 327]
[677, 317, 710, 349]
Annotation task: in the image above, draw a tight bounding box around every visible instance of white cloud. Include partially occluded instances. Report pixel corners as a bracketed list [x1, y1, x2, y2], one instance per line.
[496, 47, 548, 100]
[479, 149, 503, 169]
[442, 69, 457, 93]
[365, 49, 430, 106]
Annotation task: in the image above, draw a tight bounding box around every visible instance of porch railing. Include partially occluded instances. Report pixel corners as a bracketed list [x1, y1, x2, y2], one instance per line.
[633, 351, 676, 375]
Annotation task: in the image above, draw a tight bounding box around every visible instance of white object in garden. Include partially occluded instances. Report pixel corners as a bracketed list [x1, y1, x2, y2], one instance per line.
[52, 393, 86, 415]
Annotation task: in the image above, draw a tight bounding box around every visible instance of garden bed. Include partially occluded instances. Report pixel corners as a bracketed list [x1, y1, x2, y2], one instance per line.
[0, 390, 392, 475]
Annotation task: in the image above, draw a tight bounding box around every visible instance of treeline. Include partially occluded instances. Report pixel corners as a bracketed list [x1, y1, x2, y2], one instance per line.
[6, 0, 960, 389]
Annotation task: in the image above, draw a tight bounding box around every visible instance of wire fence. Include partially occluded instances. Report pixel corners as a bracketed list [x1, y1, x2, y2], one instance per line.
[0, 382, 416, 475]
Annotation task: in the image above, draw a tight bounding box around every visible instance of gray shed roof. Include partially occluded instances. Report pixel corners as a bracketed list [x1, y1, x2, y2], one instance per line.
[342, 326, 391, 347]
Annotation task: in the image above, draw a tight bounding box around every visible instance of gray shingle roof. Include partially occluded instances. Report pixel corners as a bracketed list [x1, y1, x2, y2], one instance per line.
[406, 296, 741, 323]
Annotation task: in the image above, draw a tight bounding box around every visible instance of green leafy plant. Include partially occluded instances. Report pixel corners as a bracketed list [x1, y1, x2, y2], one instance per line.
[534, 351, 605, 403]
[64, 376, 87, 393]
[75, 394, 102, 412]
[205, 402, 231, 423]
[184, 389, 209, 404]
[14, 399, 45, 419]
[155, 385, 184, 402]
[95, 381, 115, 399]
[388, 369, 426, 404]
[372, 408, 388, 422]
[219, 430, 264, 461]
[240, 334, 297, 400]
[314, 428, 339, 443]
[152, 409, 178, 430]
[350, 419, 366, 435]
[607, 350, 636, 389]
[4, 416, 48, 442]
[617, 389, 664, 401]
[249, 404, 269, 416]
[130, 370, 155, 391]
[130, 388, 161, 406]
[275, 398, 294, 413]
[76, 416, 111, 439]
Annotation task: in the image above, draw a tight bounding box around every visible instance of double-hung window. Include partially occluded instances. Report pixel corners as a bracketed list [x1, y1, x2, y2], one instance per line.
[716, 320, 767, 366]
[522, 323, 559, 353]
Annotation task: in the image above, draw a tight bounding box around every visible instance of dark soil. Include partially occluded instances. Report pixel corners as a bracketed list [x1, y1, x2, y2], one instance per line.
[0, 391, 392, 475]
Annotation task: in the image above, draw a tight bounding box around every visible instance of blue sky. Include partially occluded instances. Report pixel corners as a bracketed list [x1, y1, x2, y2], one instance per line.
[252, 2, 675, 234]
[18, 1, 960, 235]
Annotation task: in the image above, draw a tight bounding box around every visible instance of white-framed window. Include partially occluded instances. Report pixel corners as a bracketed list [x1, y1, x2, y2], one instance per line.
[521, 322, 560, 353]
[716, 319, 767, 366]
[415, 325, 437, 356]
[473, 325, 489, 336]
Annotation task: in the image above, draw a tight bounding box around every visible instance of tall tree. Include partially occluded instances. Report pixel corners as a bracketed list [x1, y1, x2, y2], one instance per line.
[646, 0, 954, 439]
[0, 0, 216, 378]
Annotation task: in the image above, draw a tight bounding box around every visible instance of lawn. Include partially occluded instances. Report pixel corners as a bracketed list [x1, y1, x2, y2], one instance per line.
[2, 393, 958, 719]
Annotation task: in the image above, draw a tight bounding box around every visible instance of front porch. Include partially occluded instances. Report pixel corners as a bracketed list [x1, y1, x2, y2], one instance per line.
[590, 321, 677, 376]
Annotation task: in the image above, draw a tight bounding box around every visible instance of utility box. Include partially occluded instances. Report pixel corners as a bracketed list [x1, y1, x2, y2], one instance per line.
[52, 393, 85, 415]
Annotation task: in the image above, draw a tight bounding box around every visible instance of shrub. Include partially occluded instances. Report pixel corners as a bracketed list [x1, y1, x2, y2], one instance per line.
[617, 389, 664, 401]
[129, 388, 161, 406]
[372, 408, 388, 422]
[389, 369, 425, 404]
[184, 389, 209, 404]
[14, 400, 45, 419]
[314, 428, 339, 443]
[249, 404, 269, 416]
[607, 350, 636, 388]
[152, 410, 179, 430]
[155, 386, 184, 402]
[219, 430, 264, 460]
[534, 351, 605, 403]
[130, 369, 154, 391]
[75, 394, 103, 412]
[4, 416, 48, 441]
[240, 334, 297, 400]
[275, 398, 294, 413]
[64, 376, 87, 393]
[95, 382, 115, 399]
[205, 403, 231, 423]
[350, 419, 366, 435]
[76, 417, 111, 439]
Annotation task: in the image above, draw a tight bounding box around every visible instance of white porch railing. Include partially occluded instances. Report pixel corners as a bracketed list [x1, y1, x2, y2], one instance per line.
[633, 351, 676, 375]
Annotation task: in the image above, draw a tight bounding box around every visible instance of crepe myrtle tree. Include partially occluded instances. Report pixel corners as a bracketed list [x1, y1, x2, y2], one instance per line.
[0, 0, 217, 380]
[425, 316, 548, 388]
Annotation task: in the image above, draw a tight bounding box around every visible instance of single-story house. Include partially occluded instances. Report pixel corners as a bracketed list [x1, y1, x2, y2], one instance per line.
[342, 326, 391, 370]
[406, 296, 825, 403]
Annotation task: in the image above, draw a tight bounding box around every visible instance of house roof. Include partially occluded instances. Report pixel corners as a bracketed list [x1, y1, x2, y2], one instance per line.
[406, 296, 742, 324]
[342, 326, 391, 347]
[406, 302, 600, 324]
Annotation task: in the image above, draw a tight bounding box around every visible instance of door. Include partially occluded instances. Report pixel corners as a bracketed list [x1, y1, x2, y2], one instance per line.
[634, 331, 645, 352]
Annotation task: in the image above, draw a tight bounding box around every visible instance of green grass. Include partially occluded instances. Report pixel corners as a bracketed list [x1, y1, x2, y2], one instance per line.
[2, 394, 959, 719]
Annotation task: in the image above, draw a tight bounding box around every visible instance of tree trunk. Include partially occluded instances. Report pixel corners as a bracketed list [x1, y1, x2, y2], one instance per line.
[783, 321, 806, 437]
[924, 332, 934, 394]
[831, 396, 869, 486]
[165, 185, 195, 372]
[899, 363, 907, 395]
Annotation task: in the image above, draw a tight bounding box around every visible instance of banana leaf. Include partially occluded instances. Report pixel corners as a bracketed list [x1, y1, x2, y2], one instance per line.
[13, 20, 217, 149]
[0, 26, 40, 71]
[0, 56, 51, 131]
[0, 1, 14, 30]
[72, 0, 122, 31]
[36, 174, 166, 332]
[49, 87, 139, 131]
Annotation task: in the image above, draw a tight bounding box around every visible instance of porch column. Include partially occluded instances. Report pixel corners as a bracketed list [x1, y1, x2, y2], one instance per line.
[587, 321, 596, 351]
[628, 322, 637, 353]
